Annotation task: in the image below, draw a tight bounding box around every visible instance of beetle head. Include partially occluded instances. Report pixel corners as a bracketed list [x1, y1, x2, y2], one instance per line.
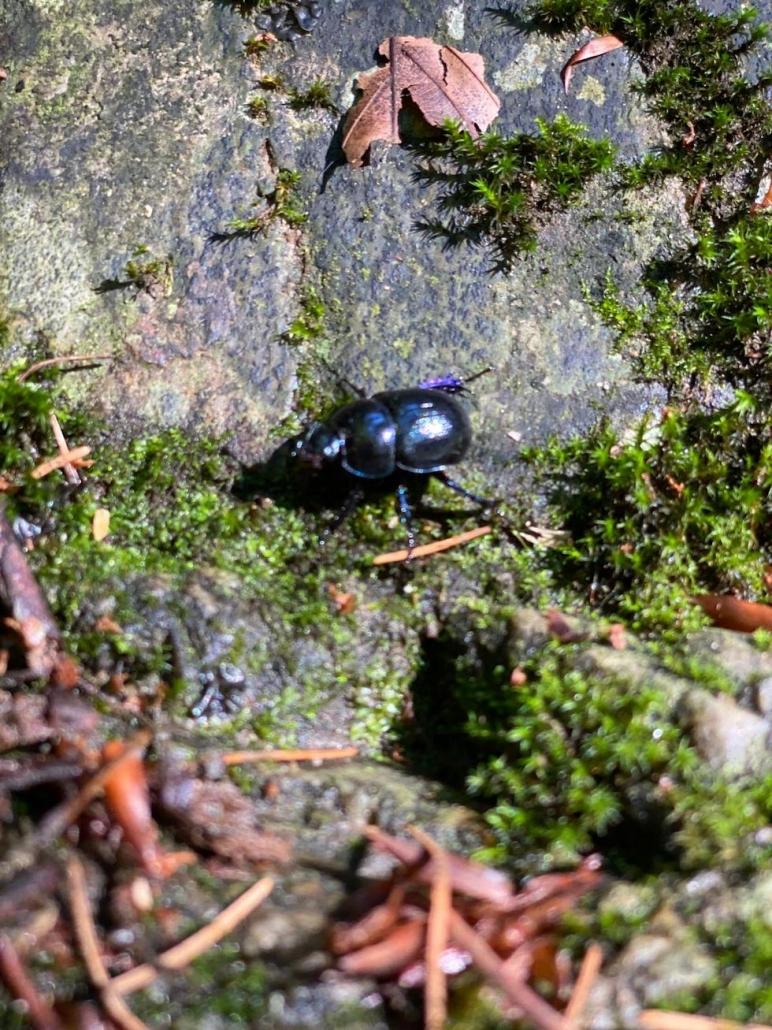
[293, 421, 343, 472]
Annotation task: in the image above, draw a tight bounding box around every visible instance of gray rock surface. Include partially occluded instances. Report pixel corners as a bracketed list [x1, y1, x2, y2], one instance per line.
[0, 0, 686, 471]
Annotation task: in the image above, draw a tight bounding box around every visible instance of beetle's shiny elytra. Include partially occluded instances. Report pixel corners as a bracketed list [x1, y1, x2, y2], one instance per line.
[292, 381, 488, 556]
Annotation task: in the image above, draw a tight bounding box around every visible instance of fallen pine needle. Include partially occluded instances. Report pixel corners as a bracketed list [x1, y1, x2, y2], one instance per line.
[0, 933, 62, 1030]
[31, 445, 91, 480]
[220, 746, 358, 765]
[49, 412, 81, 486]
[373, 525, 491, 565]
[110, 875, 274, 995]
[564, 942, 603, 1024]
[638, 1012, 772, 1030]
[449, 911, 570, 1030]
[18, 354, 114, 382]
[67, 855, 149, 1030]
[409, 826, 451, 1030]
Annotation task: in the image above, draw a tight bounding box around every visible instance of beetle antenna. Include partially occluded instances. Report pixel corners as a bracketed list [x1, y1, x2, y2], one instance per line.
[463, 365, 494, 385]
[317, 357, 366, 399]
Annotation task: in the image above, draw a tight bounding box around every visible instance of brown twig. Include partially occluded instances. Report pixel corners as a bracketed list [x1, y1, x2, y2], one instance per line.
[564, 942, 603, 1024]
[638, 1012, 772, 1030]
[30, 445, 91, 480]
[449, 910, 570, 1030]
[0, 933, 63, 1030]
[220, 746, 359, 765]
[66, 855, 149, 1030]
[408, 826, 451, 1030]
[0, 505, 62, 677]
[18, 354, 114, 382]
[110, 875, 274, 996]
[372, 525, 491, 565]
[49, 412, 81, 486]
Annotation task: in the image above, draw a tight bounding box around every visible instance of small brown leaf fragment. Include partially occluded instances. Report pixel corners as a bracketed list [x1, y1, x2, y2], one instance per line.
[694, 594, 772, 633]
[102, 740, 194, 878]
[561, 34, 624, 93]
[95, 615, 122, 634]
[327, 583, 356, 614]
[157, 768, 292, 866]
[606, 623, 627, 650]
[342, 36, 500, 166]
[546, 609, 586, 644]
[750, 176, 772, 214]
[92, 508, 110, 542]
[682, 121, 696, 147]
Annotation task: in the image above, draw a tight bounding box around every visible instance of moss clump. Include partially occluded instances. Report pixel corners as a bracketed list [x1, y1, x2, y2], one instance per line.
[592, 212, 771, 390]
[287, 80, 337, 112]
[464, 646, 682, 863]
[414, 115, 616, 270]
[245, 94, 270, 122]
[526, 1, 771, 191]
[224, 168, 307, 237]
[95, 245, 174, 298]
[526, 393, 771, 633]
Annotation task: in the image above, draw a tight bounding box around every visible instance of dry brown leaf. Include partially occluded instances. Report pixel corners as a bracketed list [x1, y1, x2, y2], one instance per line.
[92, 508, 111, 542]
[695, 594, 772, 633]
[343, 36, 500, 166]
[561, 34, 624, 93]
[751, 177, 772, 214]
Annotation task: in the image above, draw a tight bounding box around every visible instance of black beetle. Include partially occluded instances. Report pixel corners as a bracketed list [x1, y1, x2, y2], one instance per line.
[290, 372, 491, 556]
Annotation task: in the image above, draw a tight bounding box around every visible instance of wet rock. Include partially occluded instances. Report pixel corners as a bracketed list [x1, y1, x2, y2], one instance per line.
[1, 0, 685, 471]
[680, 689, 770, 777]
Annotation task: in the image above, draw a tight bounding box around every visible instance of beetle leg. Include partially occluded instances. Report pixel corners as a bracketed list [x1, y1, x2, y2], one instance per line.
[436, 471, 492, 508]
[395, 483, 417, 560]
[322, 488, 364, 541]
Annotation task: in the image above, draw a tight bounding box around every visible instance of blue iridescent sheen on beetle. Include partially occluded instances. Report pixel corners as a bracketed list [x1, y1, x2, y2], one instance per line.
[291, 376, 490, 556]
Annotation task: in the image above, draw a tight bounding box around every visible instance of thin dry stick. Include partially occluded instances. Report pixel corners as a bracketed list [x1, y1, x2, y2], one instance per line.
[373, 525, 491, 565]
[564, 942, 603, 1026]
[66, 855, 149, 1030]
[408, 826, 451, 1030]
[449, 910, 570, 1030]
[31, 446, 91, 480]
[111, 875, 274, 996]
[0, 933, 63, 1030]
[36, 730, 152, 847]
[638, 1012, 772, 1030]
[220, 746, 358, 766]
[49, 412, 81, 486]
[18, 354, 114, 382]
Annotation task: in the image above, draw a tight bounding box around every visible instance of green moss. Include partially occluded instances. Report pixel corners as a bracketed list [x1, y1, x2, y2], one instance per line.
[287, 80, 337, 113]
[591, 213, 771, 390]
[224, 168, 307, 237]
[524, 394, 771, 633]
[463, 644, 682, 864]
[243, 33, 275, 58]
[130, 941, 268, 1026]
[245, 94, 270, 122]
[525, 1, 771, 192]
[414, 115, 616, 270]
[95, 245, 174, 297]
